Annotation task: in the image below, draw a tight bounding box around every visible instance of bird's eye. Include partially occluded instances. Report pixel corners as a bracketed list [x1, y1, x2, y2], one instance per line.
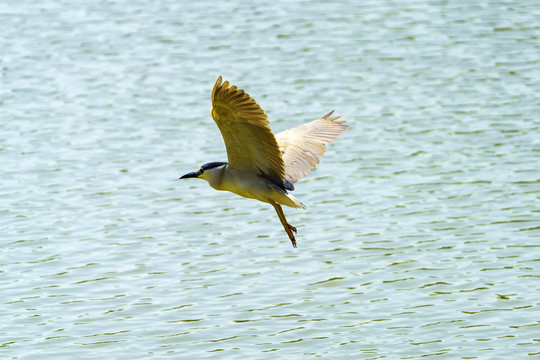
[198, 168, 204, 174]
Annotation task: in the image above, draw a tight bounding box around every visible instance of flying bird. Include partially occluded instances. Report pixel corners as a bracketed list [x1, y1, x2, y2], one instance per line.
[180, 76, 348, 247]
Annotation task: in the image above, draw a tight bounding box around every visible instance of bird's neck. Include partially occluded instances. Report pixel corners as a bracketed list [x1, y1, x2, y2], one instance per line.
[204, 165, 227, 190]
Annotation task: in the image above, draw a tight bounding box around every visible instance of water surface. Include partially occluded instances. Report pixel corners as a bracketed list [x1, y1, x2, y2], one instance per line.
[2, 0, 539, 359]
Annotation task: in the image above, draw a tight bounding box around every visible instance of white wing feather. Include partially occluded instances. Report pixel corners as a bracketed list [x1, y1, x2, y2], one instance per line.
[275, 111, 348, 185]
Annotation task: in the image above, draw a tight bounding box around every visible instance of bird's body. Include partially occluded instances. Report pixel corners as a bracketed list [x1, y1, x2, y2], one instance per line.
[180, 76, 348, 247]
[201, 163, 306, 209]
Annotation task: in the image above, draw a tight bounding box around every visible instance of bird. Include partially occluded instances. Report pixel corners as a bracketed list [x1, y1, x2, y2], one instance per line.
[180, 76, 348, 247]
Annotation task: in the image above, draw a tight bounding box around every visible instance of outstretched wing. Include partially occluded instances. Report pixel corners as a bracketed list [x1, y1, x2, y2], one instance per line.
[211, 76, 286, 188]
[275, 111, 348, 185]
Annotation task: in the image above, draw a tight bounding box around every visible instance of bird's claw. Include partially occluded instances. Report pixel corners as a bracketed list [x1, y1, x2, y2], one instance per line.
[287, 224, 297, 248]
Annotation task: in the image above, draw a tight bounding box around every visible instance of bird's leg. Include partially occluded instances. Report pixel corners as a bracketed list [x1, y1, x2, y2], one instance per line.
[271, 201, 297, 248]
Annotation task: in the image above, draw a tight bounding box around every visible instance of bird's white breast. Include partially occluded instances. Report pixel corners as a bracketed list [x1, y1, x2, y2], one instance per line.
[204, 165, 303, 208]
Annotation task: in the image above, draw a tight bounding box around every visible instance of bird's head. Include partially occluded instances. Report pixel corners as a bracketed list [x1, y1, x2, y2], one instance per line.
[179, 162, 228, 182]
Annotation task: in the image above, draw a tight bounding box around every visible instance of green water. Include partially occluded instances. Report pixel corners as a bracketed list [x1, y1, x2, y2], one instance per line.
[2, 0, 539, 358]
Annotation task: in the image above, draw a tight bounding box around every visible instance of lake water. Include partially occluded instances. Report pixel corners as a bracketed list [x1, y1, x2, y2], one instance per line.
[2, 0, 540, 358]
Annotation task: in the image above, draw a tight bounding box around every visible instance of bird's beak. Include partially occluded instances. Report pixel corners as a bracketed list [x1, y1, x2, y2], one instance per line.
[179, 171, 200, 179]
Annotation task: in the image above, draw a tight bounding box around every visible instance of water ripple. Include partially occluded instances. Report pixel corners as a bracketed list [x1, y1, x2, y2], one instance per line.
[2, 0, 540, 359]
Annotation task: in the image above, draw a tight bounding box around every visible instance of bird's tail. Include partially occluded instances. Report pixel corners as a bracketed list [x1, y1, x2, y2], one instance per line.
[268, 182, 307, 209]
[285, 193, 307, 210]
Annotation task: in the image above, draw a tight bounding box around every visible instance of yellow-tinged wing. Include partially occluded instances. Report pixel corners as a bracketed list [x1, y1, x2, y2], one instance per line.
[275, 111, 348, 185]
[211, 76, 286, 187]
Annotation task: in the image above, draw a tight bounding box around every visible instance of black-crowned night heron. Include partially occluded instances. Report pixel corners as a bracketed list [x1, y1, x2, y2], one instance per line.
[180, 76, 348, 247]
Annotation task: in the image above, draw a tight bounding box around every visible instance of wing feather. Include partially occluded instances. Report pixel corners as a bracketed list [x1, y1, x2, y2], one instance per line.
[275, 111, 349, 184]
[211, 76, 286, 188]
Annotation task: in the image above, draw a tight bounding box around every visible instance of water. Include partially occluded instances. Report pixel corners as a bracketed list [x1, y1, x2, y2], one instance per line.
[2, 0, 540, 358]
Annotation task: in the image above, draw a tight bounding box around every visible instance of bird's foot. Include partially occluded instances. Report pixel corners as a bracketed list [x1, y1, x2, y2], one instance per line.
[291, 239, 297, 248]
[288, 224, 297, 234]
[286, 223, 297, 248]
